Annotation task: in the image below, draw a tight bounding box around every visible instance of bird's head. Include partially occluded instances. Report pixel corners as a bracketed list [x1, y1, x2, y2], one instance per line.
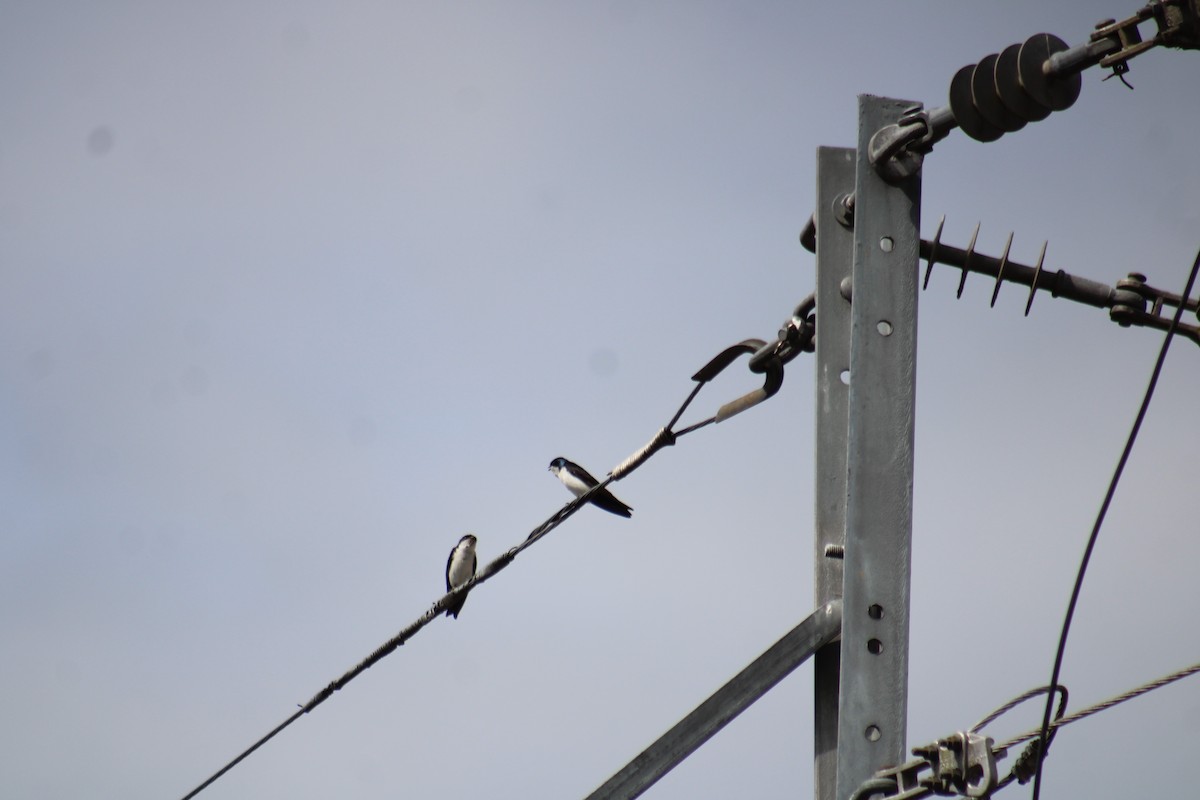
[548, 457, 567, 473]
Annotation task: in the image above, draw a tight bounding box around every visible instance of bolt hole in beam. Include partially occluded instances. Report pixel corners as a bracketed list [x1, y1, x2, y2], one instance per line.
[839, 369, 850, 385]
[876, 320, 893, 336]
[868, 604, 884, 620]
[865, 725, 882, 742]
[867, 639, 884, 655]
[879, 236, 894, 252]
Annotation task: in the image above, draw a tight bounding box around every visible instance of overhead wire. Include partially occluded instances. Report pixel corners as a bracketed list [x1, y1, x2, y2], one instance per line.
[970, 684, 1068, 735]
[173, 238, 1198, 800]
[851, 661, 1200, 800]
[1001, 660, 1200, 753]
[967, 684, 1068, 792]
[175, 310, 812, 800]
[1030, 247, 1200, 800]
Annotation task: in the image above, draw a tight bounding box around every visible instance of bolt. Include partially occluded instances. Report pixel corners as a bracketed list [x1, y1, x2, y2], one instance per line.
[834, 193, 855, 228]
[839, 276, 853, 302]
[824, 544, 845, 559]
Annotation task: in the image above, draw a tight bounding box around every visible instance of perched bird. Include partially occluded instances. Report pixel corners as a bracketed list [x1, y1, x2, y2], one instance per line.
[444, 534, 478, 618]
[548, 457, 633, 518]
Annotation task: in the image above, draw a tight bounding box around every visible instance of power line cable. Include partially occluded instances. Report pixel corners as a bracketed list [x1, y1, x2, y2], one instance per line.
[847, 661, 1200, 800]
[967, 684, 1068, 793]
[1003, 660, 1200, 753]
[971, 684, 1067, 735]
[1030, 247, 1200, 800]
[175, 317, 813, 800]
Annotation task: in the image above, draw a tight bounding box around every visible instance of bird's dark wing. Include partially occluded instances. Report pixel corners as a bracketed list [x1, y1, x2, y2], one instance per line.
[565, 461, 600, 488]
[590, 487, 633, 518]
[445, 591, 467, 618]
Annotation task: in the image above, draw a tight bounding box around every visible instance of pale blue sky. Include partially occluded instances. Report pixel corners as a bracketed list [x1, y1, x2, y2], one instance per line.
[2, 3, 1198, 798]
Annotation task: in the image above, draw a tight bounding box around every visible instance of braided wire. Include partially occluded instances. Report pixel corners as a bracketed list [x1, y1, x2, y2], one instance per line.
[1001, 660, 1200, 752]
[176, 330, 797, 800]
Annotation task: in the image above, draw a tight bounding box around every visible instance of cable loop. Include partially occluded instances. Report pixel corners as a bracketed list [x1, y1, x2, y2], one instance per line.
[686, 338, 788, 429]
[971, 684, 1068, 734]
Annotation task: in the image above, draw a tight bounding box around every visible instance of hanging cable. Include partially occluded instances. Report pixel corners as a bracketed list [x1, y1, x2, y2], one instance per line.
[1030, 247, 1200, 800]
[174, 302, 815, 800]
[966, 684, 1068, 791]
[847, 660, 1200, 800]
[179, 710, 303, 800]
[970, 684, 1068, 734]
[1003, 660, 1200, 753]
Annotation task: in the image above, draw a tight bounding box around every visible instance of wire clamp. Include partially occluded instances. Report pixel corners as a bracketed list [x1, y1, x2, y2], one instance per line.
[915, 733, 1001, 798]
[851, 733, 1004, 800]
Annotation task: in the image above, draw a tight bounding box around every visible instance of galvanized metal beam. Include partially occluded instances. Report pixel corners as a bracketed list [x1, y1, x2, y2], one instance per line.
[584, 601, 843, 800]
[835, 95, 922, 800]
[813, 146, 856, 800]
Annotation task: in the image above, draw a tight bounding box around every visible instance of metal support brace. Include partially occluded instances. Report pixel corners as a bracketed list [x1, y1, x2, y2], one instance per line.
[585, 602, 843, 800]
[813, 146, 856, 800]
[835, 96, 922, 800]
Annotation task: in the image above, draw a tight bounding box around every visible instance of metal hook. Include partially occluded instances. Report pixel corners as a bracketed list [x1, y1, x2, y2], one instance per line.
[923, 215, 945, 290]
[748, 292, 816, 373]
[614, 335, 793, 478]
[867, 104, 927, 184]
[690, 339, 786, 425]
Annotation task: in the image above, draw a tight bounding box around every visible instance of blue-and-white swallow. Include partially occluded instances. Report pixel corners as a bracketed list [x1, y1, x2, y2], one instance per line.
[444, 534, 478, 618]
[548, 457, 633, 518]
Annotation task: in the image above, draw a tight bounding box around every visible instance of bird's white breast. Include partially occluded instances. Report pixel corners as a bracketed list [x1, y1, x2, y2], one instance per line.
[447, 542, 476, 589]
[556, 469, 591, 497]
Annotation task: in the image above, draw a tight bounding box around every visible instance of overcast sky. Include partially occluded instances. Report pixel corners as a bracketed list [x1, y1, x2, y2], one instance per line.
[3, 2, 1199, 799]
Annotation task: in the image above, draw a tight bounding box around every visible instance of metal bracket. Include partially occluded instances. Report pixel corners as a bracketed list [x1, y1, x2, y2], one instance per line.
[1110, 271, 1200, 344]
[748, 293, 816, 374]
[1090, 0, 1200, 76]
[913, 733, 1001, 798]
[850, 733, 1004, 800]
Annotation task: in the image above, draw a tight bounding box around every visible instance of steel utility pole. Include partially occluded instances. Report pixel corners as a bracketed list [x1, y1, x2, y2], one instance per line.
[828, 95, 922, 800]
[585, 96, 922, 800]
[584, 7, 1200, 792]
